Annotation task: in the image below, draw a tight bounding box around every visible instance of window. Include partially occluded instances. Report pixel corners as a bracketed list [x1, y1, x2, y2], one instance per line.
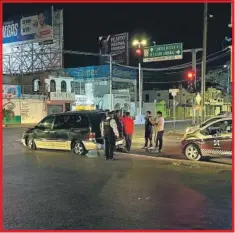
[33, 78, 40, 92]
[205, 120, 232, 135]
[50, 80, 56, 92]
[200, 117, 223, 128]
[71, 81, 74, 93]
[37, 115, 55, 129]
[61, 81, 67, 92]
[145, 94, 149, 102]
[157, 93, 161, 97]
[53, 115, 66, 129]
[63, 115, 90, 129]
[220, 120, 232, 133]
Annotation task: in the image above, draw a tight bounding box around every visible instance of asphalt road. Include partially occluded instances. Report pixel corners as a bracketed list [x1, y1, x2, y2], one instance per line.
[3, 128, 232, 230]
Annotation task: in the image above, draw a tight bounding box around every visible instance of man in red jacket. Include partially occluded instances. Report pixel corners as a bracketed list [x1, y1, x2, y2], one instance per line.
[122, 112, 134, 152]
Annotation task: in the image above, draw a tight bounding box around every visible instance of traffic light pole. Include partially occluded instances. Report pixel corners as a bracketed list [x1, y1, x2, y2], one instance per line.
[138, 62, 142, 116]
[183, 48, 202, 125]
[201, 3, 208, 123]
[138, 43, 142, 116]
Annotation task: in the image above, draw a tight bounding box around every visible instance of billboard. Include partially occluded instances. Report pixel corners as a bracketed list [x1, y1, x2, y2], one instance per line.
[99, 32, 129, 65]
[3, 8, 53, 44]
[64, 65, 137, 81]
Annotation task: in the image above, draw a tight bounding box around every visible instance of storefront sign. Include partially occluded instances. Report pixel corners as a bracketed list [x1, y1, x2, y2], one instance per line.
[50, 92, 75, 101]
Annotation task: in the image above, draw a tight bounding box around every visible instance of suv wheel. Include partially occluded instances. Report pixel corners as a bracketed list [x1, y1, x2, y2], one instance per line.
[184, 144, 202, 161]
[72, 141, 86, 155]
[27, 137, 37, 150]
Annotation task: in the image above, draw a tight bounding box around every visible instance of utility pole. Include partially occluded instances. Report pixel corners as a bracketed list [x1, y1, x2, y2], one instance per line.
[109, 55, 113, 110]
[230, 45, 232, 84]
[201, 3, 208, 123]
[138, 43, 142, 116]
[183, 48, 203, 88]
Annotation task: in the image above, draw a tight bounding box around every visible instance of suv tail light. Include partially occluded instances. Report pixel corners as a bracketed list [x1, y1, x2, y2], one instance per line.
[88, 132, 96, 141]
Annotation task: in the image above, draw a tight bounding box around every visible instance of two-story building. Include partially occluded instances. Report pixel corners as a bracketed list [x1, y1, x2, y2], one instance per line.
[44, 75, 75, 114]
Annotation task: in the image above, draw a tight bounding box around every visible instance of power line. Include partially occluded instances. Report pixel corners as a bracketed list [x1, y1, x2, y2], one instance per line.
[164, 54, 230, 75]
[112, 50, 229, 72]
[167, 48, 228, 69]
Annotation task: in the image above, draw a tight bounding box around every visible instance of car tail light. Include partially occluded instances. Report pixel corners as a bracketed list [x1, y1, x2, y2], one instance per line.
[88, 132, 96, 141]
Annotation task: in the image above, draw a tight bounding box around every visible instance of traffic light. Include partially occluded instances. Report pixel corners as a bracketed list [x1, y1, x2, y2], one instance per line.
[134, 48, 143, 62]
[186, 70, 196, 93]
[187, 71, 195, 80]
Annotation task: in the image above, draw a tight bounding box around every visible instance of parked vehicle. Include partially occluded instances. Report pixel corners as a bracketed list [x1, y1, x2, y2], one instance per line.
[181, 117, 232, 161]
[185, 112, 232, 134]
[21, 110, 126, 155]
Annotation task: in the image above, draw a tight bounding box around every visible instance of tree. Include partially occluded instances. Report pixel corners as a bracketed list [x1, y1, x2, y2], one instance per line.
[206, 68, 229, 93]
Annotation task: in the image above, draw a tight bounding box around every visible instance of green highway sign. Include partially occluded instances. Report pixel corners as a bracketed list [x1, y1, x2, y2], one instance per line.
[143, 43, 183, 62]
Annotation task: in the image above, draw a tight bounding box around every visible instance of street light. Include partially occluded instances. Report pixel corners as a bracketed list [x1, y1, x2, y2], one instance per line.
[132, 39, 147, 48]
[132, 39, 147, 116]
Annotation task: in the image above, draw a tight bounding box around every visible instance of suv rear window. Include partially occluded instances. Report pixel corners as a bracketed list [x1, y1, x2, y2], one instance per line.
[54, 114, 90, 129]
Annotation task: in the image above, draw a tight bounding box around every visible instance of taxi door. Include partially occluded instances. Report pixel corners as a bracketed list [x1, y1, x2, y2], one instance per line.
[200, 119, 232, 157]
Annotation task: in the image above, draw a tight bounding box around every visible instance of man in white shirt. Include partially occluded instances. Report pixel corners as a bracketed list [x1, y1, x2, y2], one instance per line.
[155, 111, 165, 153]
[101, 111, 119, 160]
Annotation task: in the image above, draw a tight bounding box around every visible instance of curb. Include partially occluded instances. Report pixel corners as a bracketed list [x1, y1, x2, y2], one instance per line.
[117, 152, 232, 169]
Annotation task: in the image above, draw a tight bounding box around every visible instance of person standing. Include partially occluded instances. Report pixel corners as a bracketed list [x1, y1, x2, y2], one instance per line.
[101, 111, 119, 160]
[114, 110, 124, 138]
[155, 111, 165, 153]
[122, 112, 134, 152]
[142, 111, 155, 149]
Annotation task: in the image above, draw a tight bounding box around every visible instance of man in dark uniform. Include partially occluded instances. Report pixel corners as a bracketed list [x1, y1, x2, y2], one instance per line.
[101, 111, 119, 160]
[142, 111, 155, 149]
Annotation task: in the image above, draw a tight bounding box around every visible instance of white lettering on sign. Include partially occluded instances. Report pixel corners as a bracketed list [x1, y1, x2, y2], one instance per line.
[110, 34, 127, 52]
[21, 15, 39, 36]
[50, 92, 75, 101]
[3, 23, 19, 38]
[113, 68, 133, 79]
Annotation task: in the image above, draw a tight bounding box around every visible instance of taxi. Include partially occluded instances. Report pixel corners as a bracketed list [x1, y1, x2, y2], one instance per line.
[181, 117, 232, 161]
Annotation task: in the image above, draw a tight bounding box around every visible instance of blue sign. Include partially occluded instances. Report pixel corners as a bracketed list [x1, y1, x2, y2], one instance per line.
[3, 85, 21, 98]
[64, 65, 137, 80]
[3, 8, 53, 44]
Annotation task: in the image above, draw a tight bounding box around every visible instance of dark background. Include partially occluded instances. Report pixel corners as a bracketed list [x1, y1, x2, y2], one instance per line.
[3, 3, 232, 89]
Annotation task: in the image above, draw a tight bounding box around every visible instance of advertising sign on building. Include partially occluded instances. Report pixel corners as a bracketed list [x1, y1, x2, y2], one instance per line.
[2, 85, 21, 98]
[99, 32, 129, 65]
[3, 8, 53, 44]
[64, 65, 137, 81]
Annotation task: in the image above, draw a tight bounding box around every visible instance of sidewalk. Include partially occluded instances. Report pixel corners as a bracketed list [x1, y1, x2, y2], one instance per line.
[3, 124, 35, 128]
[133, 124, 185, 138]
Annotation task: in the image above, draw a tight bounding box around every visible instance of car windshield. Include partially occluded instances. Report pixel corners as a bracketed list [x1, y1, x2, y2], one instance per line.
[199, 117, 223, 128]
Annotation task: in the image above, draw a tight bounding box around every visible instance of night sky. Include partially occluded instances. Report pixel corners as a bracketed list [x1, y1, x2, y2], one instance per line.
[3, 3, 231, 89]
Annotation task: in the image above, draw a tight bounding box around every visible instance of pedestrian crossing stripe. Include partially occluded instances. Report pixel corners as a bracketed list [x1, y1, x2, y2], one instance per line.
[201, 149, 232, 156]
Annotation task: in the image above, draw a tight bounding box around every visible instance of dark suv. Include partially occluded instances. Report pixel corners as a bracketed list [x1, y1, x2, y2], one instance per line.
[21, 110, 106, 155]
